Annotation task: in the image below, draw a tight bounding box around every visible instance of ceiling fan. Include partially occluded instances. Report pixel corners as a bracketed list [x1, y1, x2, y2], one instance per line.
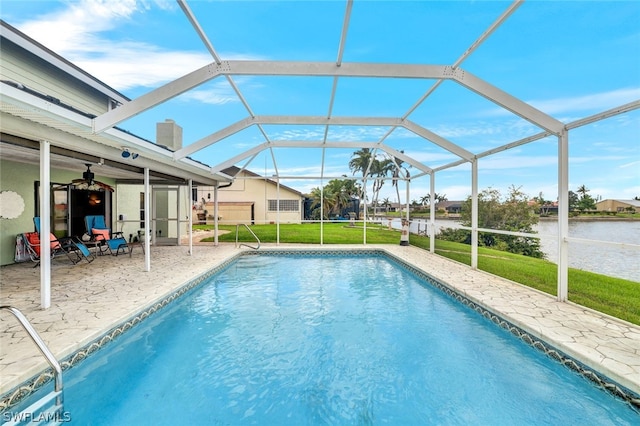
[70, 164, 114, 192]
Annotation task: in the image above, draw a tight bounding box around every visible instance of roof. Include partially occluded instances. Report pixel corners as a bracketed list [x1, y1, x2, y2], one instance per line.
[598, 199, 640, 208]
[0, 20, 232, 186]
[222, 166, 303, 197]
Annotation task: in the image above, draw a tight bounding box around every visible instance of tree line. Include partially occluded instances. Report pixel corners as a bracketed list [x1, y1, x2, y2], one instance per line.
[305, 149, 627, 258]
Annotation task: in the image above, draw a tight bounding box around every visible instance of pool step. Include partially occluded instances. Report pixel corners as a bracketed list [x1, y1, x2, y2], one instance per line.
[3, 390, 64, 426]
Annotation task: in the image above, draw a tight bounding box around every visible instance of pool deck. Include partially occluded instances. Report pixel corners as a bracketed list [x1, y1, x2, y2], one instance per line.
[1, 242, 639, 410]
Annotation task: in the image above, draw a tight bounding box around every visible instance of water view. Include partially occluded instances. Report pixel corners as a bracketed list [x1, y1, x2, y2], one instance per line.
[398, 218, 639, 282]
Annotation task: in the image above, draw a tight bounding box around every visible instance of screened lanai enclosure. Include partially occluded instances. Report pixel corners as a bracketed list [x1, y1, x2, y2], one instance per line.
[1, 0, 638, 308]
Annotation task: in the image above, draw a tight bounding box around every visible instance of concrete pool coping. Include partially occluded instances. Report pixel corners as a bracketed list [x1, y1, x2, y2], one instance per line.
[1, 244, 639, 411]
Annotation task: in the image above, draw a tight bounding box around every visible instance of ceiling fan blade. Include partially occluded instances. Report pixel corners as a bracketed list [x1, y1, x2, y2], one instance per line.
[94, 181, 114, 192]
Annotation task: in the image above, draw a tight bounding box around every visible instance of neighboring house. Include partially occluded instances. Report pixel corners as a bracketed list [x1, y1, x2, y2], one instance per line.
[194, 166, 304, 225]
[596, 199, 640, 214]
[436, 201, 463, 216]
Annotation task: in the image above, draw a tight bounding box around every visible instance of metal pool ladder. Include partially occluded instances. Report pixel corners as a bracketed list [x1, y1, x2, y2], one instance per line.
[235, 224, 261, 250]
[1, 306, 64, 425]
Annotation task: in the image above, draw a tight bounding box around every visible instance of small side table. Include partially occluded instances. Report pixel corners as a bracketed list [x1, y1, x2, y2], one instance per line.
[83, 240, 104, 255]
[127, 241, 145, 257]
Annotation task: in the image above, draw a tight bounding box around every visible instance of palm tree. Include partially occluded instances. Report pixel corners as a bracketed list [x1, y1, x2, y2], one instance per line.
[310, 186, 337, 219]
[381, 197, 391, 213]
[349, 148, 373, 202]
[370, 157, 393, 213]
[435, 193, 448, 203]
[326, 179, 351, 216]
[390, 151, 410, 206]
[420, 194, 430, 207]
[576, 185, 590, 199]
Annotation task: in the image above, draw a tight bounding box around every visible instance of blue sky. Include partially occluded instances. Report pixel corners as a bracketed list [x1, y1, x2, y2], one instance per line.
[2, 0, 639, 203]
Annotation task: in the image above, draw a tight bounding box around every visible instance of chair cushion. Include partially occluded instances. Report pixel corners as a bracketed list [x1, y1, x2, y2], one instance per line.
[92, 228, 111, 241]
[25, 232, 61, 256]
[26, 232, 40, 256]
[50, 234, 62, 250]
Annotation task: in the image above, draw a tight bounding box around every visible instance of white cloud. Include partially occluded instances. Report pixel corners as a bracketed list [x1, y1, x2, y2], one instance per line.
[180, 83, 239, 105]
[13, 0, 258, 93]
[481, 88, 640, 118]
[529, 88, 640, 116]
[620, 160, 640, 169]
[18, 0, 141, 53]
[480, 155, 559, 171]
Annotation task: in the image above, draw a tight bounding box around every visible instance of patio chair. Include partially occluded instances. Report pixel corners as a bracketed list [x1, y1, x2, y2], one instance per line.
[66, 236, 97, 263]
[32, 217, 96, 265]
[21, 232, 77, 267]
[84, 215, 131, 256]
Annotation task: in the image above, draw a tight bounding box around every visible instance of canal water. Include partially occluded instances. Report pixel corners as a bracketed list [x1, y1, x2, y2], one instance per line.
[387, 218, 639, 282]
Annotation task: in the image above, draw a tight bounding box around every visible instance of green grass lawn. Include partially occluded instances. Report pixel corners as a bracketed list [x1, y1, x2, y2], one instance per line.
[197, 223, 640, 325]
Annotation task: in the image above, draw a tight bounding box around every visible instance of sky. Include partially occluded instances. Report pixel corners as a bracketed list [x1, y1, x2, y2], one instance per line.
[2, 0, 639, 203]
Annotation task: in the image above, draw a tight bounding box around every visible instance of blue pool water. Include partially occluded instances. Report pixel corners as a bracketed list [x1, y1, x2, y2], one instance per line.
[15, 254, 640, 424]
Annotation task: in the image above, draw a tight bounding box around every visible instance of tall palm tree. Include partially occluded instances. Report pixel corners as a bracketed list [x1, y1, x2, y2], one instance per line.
[576, 185, 589, 199]
[420, 194, 430, 207]
[370, 157, 393, 214]
[381, 197, 391, 213]
[390, 151, 410, 206]
[349, 148, 373, 202]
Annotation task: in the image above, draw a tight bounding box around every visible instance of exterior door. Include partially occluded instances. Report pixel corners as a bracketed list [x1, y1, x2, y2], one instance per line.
[152, 187, 179, 245]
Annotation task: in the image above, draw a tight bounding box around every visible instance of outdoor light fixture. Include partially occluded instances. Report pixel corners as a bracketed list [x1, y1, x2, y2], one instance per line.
[122, 148, 139, 159]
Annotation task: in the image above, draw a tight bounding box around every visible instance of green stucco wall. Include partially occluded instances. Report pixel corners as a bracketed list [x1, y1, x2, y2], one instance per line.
[0, 159, 37, 265]
[0, 159, 116, 266]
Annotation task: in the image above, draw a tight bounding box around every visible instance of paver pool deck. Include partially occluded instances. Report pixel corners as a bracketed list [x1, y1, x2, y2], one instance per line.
[1, 242, 639, 411]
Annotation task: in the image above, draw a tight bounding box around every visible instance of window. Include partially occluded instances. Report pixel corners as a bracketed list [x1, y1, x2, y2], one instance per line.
[268, 199, 299, 212]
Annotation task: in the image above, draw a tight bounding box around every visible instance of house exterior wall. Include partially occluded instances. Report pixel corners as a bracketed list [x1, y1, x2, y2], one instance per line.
[596, 199, 640, 213]
[212, 202, 254, 224]
[114, 185, 192, 242]
[196, 172, 303, 225]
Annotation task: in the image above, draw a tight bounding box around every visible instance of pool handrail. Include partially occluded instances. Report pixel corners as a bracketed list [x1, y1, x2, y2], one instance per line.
[235, 224, 260, 250]
[0, 305, 63, 406]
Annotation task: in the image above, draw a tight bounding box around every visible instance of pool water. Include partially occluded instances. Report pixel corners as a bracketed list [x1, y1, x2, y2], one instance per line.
[22, 254, 640, 424]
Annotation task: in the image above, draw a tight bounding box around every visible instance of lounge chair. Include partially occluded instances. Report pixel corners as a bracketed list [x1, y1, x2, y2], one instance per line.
[84, 215, 131, 256]
[66, 236, 97, 263]
[20, 232, 89, 266]
[31, 218, 96, 265]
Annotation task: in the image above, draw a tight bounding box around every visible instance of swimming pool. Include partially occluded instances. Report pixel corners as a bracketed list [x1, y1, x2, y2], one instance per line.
[8, 252, 639, 424]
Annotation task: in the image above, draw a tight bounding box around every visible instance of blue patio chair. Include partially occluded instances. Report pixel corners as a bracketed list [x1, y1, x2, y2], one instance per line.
[32, 217, 95, 264]
[84, 215, 131, 256]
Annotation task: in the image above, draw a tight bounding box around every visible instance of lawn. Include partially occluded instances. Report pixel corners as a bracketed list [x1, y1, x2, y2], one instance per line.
[197, 222, 640, 325]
